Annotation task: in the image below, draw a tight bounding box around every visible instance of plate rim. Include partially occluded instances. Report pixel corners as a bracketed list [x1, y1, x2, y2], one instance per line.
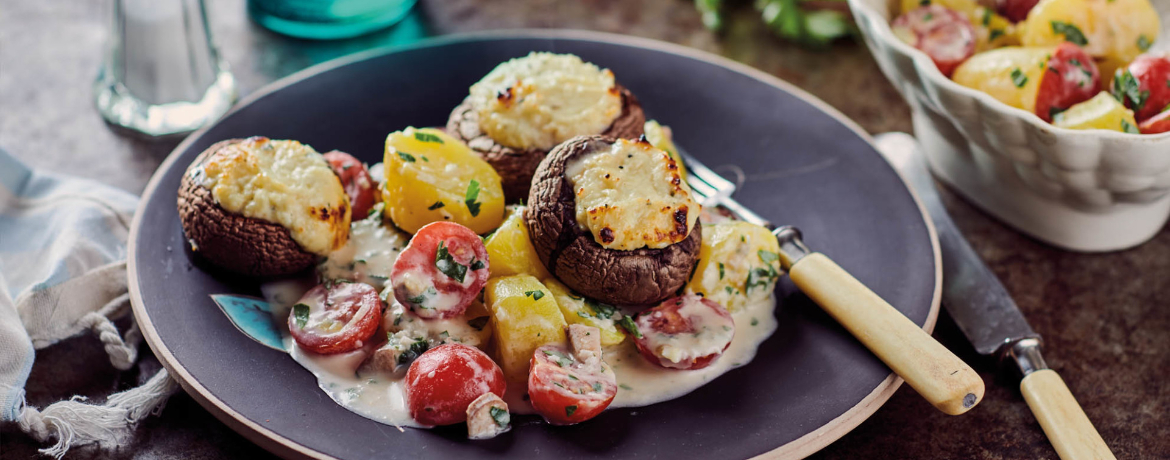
[127, 28, 942, 460]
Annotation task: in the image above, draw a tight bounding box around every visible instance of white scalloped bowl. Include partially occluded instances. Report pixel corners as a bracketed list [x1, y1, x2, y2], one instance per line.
[848, 0, 1170, 252]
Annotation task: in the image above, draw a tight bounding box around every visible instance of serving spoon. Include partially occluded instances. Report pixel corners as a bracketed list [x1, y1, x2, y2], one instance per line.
[681, 148, 984, 416]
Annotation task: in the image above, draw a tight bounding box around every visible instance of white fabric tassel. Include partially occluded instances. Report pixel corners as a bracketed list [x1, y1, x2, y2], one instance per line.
[16, 369, 179, 459]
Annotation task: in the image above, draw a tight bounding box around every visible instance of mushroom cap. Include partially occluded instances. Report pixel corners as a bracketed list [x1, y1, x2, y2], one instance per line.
[447, 84, 646, 202]
[177, 139, 318, 277]
[524, 135, 701, 307]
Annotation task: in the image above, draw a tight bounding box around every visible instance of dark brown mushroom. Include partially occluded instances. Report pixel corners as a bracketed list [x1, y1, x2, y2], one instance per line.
[447, 84, 646, 202]
[177, 138, 321, 277]
[524, 135, 701, 307]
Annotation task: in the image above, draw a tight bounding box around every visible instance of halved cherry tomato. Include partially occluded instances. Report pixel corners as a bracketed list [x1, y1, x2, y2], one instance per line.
[1035, 42, 1100, 122]
[633, 294, 735, 370]
[405, 344, 505, 426]
[390, 221, 490, 319]
[528, 344, 617, 425]
[996, 0, 1039, 23]
[324, 150, 379, 219]
[891, 5, 977, 77]
[1112, 54, 1170, 122]
[288, 282, 382, 355]
[1139, 110, 1170, 134]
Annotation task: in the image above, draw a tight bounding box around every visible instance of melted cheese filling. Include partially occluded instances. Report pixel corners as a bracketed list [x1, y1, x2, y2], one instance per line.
[200, 138, 350, 255]
[468, 52, 623, 151]
[567, 139, 699, 250]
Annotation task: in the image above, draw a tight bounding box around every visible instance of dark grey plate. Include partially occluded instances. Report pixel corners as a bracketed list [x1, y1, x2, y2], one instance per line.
[129, 31, 939, 460]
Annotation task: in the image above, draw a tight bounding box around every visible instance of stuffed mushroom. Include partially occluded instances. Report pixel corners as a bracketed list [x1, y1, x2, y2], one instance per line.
[447, 52, 646, 202]
[177, 137, 351, 276]
[525, 135, 701, 306]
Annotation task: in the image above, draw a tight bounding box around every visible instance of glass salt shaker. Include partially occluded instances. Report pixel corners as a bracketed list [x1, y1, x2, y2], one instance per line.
[94, 0, 238, 138]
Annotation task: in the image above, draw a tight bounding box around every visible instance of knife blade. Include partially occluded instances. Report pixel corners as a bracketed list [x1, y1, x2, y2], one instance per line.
[874, 132, 1115, 460]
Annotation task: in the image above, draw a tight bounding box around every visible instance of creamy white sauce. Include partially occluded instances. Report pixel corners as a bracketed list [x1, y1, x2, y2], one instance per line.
[317, 213, 407, 291]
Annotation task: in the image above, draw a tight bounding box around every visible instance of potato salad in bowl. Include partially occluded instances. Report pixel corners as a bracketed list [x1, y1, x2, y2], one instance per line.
[176, 53, 785, 440]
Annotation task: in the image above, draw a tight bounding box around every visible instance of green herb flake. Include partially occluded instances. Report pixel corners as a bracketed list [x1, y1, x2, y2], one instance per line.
[585, 298, 618, 319]
[428, 201, 445, 210]
[617, 316, 642, 339]
[1122, 119, 1140, 134]
[465, 179, 482, 217]
[397, 338, 430, 365]
[577, 311, 591, 318]
[1049, 106, 1067, 121]
[923, 13, 933, 20]
[1138, 35, 1152, 52]
[980, 8, 991, 26]
[467, 316, 490, 331]
[413, 131, 444, 144]
[758, 250, 779, 264]
[919, 0, 929, 5]
[1049, 21, 1087, 46]
[565, 405, 578, 417]
[542, 349, 574, 367]
[470, 259, 485, 271]
[489, 406, 510, 428]
[1111, 70, 1149, 112]
[718, 262, 725, 280]
[988, 29, 1004, 42]
[434, 241, 468, 283]
[397, 151, 416, 163]
[293, 303, 310, 329]
[567, 374, 579, 381]
[1010, 68, 1028, 88]
[751, 317, 759, 326]
[524, 290, 545, 301]
[592, 382, 603, 392]
[724, 286, 737, 296]
[619, 384, 633, 391]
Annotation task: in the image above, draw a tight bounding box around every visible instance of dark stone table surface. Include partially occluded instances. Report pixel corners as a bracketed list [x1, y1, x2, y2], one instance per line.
[2, 0, 1166, 458]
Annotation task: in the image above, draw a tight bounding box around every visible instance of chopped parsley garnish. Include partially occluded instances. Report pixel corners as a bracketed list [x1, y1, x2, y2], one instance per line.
[751, 317, 759, 326]
[1122, 119, 1140, 134]
[470, 259, 486, 271]
[439, 330, 450, 340]
[567, 374, 579, 381]
[1138, 35, 1152, 52]
[1049, 21, 1087, 46]
[465, 179, 482, 217]
[724, 286, 737, 296]
[918, 0, 929, 5]
[428, 201, 445, 210]
[923, 13, 933, 20]
[406, 287, 435, 307]
[617, 316, 642, 339]
[397, 338, 430, 365]
[467, 316, 490, 331]
[397, 151, 416, 163]
[585, 298, 617, 319]
[434, 241, 468, 283]
[293, 303, 310, 329]
[489, 406, 510, 427]
[565, 405, 578, 417]
[1112, 70, 1149, 112]
[592, 382, 603, 392]
[413, 131, 444, 143]
[1048, 106, 1067, 121]
[524, 290, 545, 301]
[542, 349, 574, 367]
[367, 202, 385, 219]
[758, 250, 779, 264]
[577, 311, 591, 318]
[718, 262, 725, 280]
[1010, 68, 1028, 88]
[980, 8, 991, 26]
[988, 29, 1005, 42]
[619, 384, 633, 391]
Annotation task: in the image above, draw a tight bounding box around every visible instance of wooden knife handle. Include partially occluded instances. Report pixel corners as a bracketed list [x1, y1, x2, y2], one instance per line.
[1021, 369, 1116, 460]
[787, 252, 985, 415]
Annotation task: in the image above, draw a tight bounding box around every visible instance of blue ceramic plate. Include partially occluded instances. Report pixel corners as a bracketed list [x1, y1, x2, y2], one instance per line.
[129, 31, 939, 460]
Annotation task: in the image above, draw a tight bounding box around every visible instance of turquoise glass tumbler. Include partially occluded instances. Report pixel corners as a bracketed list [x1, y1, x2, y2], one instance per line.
[248, 0, 417, 40]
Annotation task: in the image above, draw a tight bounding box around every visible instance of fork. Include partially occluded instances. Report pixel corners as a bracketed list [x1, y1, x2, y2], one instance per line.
[680, 150, 986, 416]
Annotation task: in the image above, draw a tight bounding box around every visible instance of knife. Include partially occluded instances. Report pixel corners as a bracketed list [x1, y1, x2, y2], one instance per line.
[874, 132, 1116, 460]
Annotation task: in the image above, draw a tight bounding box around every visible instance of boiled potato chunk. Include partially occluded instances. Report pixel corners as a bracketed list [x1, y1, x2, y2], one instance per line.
[483, 206, 551, 280]
[542, 278, 625, 346]
[644, 120, 687, 180]
[687, 221, 783, 312]
[899, 0, 1018, 50]
[953, 46, 1053, 112]
[382, 127, 505, 234]
[484, 275, 567, 383]
[1052, 92, 1139, 132]
[1020, 0, 1159, 65]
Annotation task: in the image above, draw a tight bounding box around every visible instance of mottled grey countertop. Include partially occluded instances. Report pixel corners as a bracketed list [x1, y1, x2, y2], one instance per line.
[2, 0, 1167, 459]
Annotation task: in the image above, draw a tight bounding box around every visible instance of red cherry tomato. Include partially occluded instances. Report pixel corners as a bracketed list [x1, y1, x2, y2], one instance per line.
[996, 0, 1039, 23]
[405, 344, 506, 426]
[288, 282, 382, 355]
[633, 294, 735, 370]
[323, 150, 379, 219]
[1139, 110, 1170, 134]
[390, 222, 490, 319]
[528, 344, 618, 425]
[1112, 54, 1170, 122]
[1035, 42, 1100, 122]
[891, 5, 976, 77]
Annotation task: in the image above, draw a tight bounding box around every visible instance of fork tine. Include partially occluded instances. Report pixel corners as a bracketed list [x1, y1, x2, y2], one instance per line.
[678, 148, 773, 228]
[679, 149, 735, 195]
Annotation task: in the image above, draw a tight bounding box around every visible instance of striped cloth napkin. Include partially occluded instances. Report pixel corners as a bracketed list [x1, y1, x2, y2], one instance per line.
[0, 148, 177, 458]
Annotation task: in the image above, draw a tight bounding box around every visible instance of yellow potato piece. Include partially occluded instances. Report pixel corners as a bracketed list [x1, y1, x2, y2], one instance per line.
[542, 278, 625, 346]
[1052, 92, 1138, 132]
[898, 0, 1019, 51]
[1020, 0, 1159, 65]
[643, 120, 687, 180]
[953, 47, 1054, 112]
[483, 206, 551, 280]
[382, 127, 505, 234]
[687, 221, 783, 312]
[484, 275, 567, 384]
